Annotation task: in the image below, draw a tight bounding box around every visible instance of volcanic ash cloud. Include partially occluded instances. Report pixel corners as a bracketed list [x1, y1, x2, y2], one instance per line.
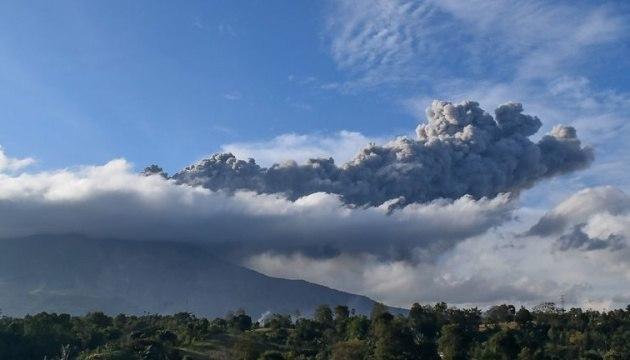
[173, 100, 593, 206]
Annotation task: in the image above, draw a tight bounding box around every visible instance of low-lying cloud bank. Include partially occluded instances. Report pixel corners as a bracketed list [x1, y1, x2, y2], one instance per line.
[0, 99, 614, 309]
[248, 186, 630, 309]
[247, 252, 549, 308]
[0, 157, 512, 260]
[173, 101, 593, 206]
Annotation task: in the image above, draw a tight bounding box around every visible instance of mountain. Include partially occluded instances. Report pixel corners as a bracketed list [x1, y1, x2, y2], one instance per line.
[0, 235, 386, 318]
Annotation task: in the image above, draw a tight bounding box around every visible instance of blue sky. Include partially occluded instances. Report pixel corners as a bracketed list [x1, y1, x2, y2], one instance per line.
[0, 1, 413, 171]
[1, 0, 629, 197]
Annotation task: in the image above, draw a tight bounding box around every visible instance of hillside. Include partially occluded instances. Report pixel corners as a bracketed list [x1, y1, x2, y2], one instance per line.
[0, 235, 381, 318]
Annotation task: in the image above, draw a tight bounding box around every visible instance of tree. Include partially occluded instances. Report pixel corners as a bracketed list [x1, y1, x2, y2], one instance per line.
[371, 311, 397, 360]
[484, 305, 515, 324]
[487, 329, 520, 359]
[232, 333, 263, 360]
[409, 303, 439, 339]
[438, 324, 470, 360]
[515, 307, 533, 326]
[1, 303, 629, 359]
[370, 310, 419, 359]
[157, 329, 178, 345]
[264, 314, 292, 330]
[86, 312, 113, 328]
[331, 339, 368, 360]
[288, 319, 322, 357]
[205, 318, 227, 336]
[229, 314, 253, 332]
[264, 314, 291, 344]
[335, 306, 350, 321]
[259, 350, 285, 360]
[334, 306, 350, 338]
[409, 303, 440, 360]
[314, 305, 334, 329]
[532, 302, 559, 314]
[346, 316, 370, 340]
[371, 303, 389, 321]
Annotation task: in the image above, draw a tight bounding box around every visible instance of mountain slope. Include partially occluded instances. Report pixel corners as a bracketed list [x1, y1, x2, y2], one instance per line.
[0, 235, 382, 318]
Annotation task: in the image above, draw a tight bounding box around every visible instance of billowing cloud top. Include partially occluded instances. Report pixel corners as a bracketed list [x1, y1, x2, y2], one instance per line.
[173, 101, 593, 206]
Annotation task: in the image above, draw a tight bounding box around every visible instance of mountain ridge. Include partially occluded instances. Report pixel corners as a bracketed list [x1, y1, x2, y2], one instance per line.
[0, 235, 400, 318]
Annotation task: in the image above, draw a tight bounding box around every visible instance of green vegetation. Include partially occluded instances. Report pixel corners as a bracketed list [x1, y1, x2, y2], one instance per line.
[1, 302, 629, 359]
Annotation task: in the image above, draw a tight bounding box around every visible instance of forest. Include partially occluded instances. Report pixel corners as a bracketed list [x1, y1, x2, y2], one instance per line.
[1, 302, 629, 360]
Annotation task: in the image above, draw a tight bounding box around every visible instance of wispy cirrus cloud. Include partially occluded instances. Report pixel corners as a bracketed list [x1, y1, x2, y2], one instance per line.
[223, 91, 242, 101]
[324, 0, 443, 90]
[324, 0, 628, 89]
[432, 0, 627, 80]
[325, 0, 630, 140]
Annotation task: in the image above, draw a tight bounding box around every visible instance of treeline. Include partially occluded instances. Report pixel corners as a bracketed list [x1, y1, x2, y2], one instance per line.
[0, 302, 629, 359]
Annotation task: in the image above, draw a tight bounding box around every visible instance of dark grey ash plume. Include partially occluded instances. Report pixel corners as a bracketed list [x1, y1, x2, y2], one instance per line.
[173, 100, 594, 206]
[555, 225, 625, 252]
[142, 164, 168, 178]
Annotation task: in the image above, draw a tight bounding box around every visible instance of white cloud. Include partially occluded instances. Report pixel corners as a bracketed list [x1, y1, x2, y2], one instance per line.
[527, 186, 630, 241]
[248, 187, 630, 309]
[223, 91, 242, 101]
[325, 0, 441, 90]
[218, 23, 236, 37]
[220, 131, 386, 166]
[432, 0, 626, 80]
[0, 155, 513, 261]
[247, 251, 547, 309]
[0, 146, 35, 173]
[325, 0, 627, 88]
